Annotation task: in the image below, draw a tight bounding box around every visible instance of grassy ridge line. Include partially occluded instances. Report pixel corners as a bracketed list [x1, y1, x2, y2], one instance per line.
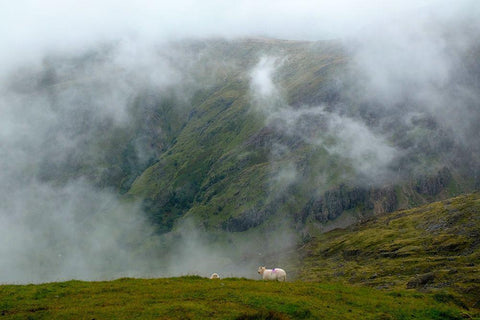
[0, 277, 475, 319]
[299, 192, 480, 308]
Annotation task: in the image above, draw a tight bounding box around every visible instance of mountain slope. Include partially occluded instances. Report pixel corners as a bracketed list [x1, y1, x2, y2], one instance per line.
[10, 36, 480, 235]
[298, 192, 480, 308]
[126, 39, 353, 232]
[125, 37, 480, 233]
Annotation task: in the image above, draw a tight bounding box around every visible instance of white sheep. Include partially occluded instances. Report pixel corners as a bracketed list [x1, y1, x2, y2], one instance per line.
[210, 272, 220, 279]
[257, 266, 286, 281]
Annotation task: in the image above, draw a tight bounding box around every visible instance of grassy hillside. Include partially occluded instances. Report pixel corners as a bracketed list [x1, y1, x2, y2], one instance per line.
[0, 277, 476, 319]
[21, 38, 480, 234]
[125, 38, 480, 234]
[298, 192, 480, 309]
[126, 39, 353, 233]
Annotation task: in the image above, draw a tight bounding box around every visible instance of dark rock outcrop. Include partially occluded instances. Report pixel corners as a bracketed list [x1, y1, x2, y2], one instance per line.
[406, 272, 435, 289]
[301, 184, 397, 223]
[415, 167, 452, 196]
[300, 168, 454, 226]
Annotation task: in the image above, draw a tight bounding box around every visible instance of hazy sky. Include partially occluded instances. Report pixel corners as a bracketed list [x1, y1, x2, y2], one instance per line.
[1, 0, 461, 68]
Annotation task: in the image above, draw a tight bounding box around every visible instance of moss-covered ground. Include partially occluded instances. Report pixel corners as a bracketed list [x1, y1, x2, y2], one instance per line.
[299, 192, 480, 310]
[1, 276, 476, 319]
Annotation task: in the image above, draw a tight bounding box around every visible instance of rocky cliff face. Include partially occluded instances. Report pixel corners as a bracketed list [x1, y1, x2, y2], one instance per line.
[300, 184, 396, 224]
[299, 168, 456, 226]
[415, 167, 452, 196]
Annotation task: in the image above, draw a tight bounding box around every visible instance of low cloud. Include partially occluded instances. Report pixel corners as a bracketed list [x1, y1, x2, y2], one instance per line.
[349, 0, 480, 149]
[0, 41, 183, 283]
[158, 217, 296, 279]
[324, 112, 399, 182]
[250, 57, 278, 98]
[249, 56, 285, 116]
[249, 56, 400, 186]
[0, 180, 162, 283]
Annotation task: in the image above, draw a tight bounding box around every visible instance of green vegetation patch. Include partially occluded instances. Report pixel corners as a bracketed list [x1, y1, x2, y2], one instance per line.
[0, 277, 475, 319]
[298, 193, 480, 309]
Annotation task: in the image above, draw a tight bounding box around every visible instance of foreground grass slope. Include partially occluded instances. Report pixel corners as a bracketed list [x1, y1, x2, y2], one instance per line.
[299, 192, 480, 308]
[0, 277, 476, 320]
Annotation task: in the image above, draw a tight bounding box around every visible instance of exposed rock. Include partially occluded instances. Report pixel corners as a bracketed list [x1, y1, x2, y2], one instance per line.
[322, 185, 369, 220]
[343, 249, 361, 259]
[221, 199, 281, 232]
[301, 168, 456, 227]
[370, 186, 397, 215]
[406, 272, 435, 289]
[303, 184, 397, 223]
[415, 167, 452, 196]
[222, 208, 270, 232]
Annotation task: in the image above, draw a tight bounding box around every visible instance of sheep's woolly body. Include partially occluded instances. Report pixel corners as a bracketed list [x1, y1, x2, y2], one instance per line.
[257, 266, 286, 281]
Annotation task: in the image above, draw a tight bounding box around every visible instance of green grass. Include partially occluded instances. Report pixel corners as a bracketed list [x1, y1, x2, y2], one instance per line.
[298, 193, 480, 309]
[0, 277, 476, 319]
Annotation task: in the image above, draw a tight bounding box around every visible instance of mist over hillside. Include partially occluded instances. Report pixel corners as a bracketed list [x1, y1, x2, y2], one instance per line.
[0, 0, 479, 283]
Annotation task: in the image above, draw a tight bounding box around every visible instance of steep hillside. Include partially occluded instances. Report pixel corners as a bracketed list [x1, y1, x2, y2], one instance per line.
[9, 36, 480, 235]
[126, 39, 353, 232]
[125, 37, 480, 234]
[298, 192, 480, 308]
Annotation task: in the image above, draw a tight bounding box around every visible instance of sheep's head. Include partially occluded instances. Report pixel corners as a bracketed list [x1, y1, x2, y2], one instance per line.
[257, 266, 266, 274]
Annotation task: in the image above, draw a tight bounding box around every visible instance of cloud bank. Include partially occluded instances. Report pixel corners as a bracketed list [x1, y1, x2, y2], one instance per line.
[2, 0, 464, 73]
